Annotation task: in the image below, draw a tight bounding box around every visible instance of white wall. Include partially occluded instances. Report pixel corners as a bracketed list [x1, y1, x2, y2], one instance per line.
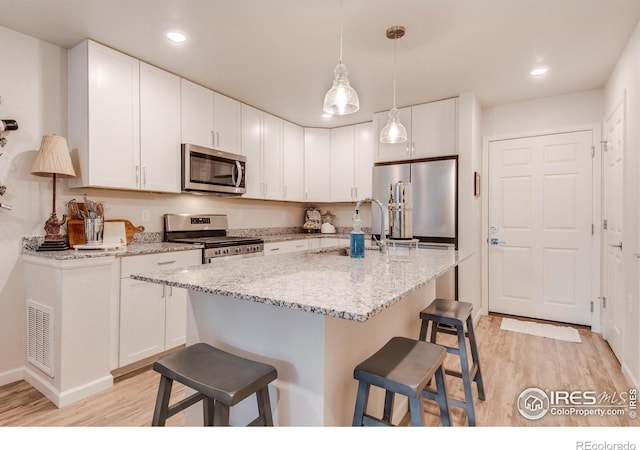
[604, 21, 640, 389]
[482, 89, 604, 138]
[0, 25, 305, 385]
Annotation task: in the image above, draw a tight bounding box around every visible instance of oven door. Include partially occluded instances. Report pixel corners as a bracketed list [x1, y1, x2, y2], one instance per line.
[182, 143, 246, 195]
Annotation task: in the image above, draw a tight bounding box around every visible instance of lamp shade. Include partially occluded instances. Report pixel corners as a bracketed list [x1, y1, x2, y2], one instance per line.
[30, 135, 76, 177]
[323, 63, 360, 116]
[380, 108, 407, 144]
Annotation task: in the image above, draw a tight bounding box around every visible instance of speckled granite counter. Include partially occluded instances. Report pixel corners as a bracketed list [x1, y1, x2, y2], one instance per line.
[131, 246, 467, 322]
[21, 241, 202, 260]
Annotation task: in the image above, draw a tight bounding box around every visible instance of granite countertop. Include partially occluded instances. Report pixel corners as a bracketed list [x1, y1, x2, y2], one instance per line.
[21, 241, 203, 261]
[130, 246, 470, 322]
[260, 233, 353, 243]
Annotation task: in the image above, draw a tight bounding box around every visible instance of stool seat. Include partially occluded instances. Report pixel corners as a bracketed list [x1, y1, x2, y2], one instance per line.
[421, 298, 473, 324]
[152, 343, 277, 426]
[353, 337, 451, 427]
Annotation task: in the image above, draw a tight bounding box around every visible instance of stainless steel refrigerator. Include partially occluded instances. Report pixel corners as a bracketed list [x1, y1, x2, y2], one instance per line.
[372, 156, 458, 297]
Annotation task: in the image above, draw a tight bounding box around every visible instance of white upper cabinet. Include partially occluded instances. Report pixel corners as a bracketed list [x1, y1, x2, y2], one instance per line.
[282, 121, 305, 202]
[213, 92, 242, 154]
[330, 122, 374, 202]
[68, 40, 140, 190]
[180, 79, 241, 154]
[304, 128, 331, 202]
[68, 40, 180, 192]
[180, 79, 214, 148]
[374, 98, 457, 162]
[139, 62, 181, 193]
[241, 104, 283, 200]
[330, 126, 356, 202]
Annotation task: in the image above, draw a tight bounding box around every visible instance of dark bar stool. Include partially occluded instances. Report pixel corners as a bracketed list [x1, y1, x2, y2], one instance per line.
[151, 343, 277, 426]
[352, 336, 451, 427]
[418, 298, 485, 426]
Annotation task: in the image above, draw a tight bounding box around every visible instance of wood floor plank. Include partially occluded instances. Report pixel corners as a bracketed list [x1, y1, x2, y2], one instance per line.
[0, 314, 635, 427]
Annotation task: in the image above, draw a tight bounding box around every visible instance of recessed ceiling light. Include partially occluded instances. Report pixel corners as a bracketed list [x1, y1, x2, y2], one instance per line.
[166, 31, 187, 43]
[530, 66, 549, 77]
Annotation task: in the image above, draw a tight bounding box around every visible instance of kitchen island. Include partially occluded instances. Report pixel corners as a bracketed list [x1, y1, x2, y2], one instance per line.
[131, 245, 470, 426]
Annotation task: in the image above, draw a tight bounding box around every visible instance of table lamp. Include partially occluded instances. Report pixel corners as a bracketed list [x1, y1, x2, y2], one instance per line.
[30, 134, 76, 251]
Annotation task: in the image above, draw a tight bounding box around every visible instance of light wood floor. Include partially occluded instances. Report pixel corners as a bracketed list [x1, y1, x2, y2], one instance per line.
[0, 314, 635, 427]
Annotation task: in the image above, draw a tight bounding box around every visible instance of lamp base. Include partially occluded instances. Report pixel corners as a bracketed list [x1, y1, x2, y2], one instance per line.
[35, 239, 70, 252]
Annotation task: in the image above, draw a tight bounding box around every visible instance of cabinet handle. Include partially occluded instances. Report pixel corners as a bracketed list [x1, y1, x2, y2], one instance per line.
[157, 260, 176, 265]
[143, 167, 148, 187]
[211, 131, 215, 147]
[354, 186, 358, 199]
[295, 244, 304, 248]
[136, 165, 140, 186]
[406, 143, 410, 155]
[270, 247, 280, 252]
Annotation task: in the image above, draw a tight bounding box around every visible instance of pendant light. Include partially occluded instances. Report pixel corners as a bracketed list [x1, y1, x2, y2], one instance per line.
[380, 26, 407, 144]
[323, 1, 360, 116]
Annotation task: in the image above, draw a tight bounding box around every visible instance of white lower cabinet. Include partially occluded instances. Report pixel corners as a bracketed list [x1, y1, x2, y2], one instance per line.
[118, 250, 201, 367]
[320, 237, 350, 248]
[264, 239, 310, 256]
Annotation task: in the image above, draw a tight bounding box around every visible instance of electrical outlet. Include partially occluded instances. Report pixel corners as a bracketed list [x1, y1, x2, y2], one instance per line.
[141, 209, 150, 223]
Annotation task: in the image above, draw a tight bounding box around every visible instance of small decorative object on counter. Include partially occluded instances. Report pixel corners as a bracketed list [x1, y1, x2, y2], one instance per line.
[303, 206, 322, 233]
[321, 210, 337, 234]
[350, 210, 365, 258]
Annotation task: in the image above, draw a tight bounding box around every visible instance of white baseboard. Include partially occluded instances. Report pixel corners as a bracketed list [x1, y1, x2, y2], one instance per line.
[0, 367, 24, 387]
[23, 367, 113, 408]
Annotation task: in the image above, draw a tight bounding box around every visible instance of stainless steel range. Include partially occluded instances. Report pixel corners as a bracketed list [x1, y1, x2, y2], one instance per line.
[164, 214, 264, 263]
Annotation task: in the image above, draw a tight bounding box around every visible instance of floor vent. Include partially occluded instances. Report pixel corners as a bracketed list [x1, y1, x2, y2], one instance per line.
[26, 300, 54, 377]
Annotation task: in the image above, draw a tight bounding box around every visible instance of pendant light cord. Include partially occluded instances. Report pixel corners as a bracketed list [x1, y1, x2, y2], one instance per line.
[393, 35, 397, 108]
[339, 0, 343, 64]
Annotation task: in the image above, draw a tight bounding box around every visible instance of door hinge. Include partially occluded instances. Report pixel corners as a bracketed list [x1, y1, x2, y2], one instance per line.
[603, 219, 608, 230]
[601, 140, 609, 151]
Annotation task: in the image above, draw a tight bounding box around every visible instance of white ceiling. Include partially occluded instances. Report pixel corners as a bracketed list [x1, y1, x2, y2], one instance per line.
[1, 0, 639, 128]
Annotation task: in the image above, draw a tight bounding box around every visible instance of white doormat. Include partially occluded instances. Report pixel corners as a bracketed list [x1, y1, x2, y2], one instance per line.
[500, 317, 582, 343]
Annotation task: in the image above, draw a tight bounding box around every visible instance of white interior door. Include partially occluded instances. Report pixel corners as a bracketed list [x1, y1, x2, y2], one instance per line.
[603, 100, 625, 360]
[488, 131, 593, 325]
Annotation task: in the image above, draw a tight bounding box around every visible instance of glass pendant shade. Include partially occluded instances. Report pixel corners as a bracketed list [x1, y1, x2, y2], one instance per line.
[380, 108, 407, 144]
[323, 63, 360, 116]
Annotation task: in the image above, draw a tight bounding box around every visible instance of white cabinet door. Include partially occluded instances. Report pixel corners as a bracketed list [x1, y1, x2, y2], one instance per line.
[69, 40, 140, 189]
[164, 285, 187, 349]
[180, 79, 215, 148]
[140, 62, 181, 193]
[262, 113, 283, 200]
[241, 104, 263, 198]
[304, 128, 331, 202]
[213, 92, 241, 154]
[283, 121, 305, 201]
[119, 279, 165, 366]
[373, 107, 412, 163]
[411, 97, 457, 158]
[355, 122, 374, 200]
[330, 126, 356, 202]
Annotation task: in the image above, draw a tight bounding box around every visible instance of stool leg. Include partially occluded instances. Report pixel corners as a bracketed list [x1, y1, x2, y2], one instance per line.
[256, 386, 274, 426]
[203, 397, 215, 426]
[434, 365, 451, 426]
[419, 318, 429, 342]
[213, 401, 230, 426]
[382, 390, 395, 424]
[456, 322, 476, 426]
[408, 396, 424, 426]
[466, 315, 486, 401]
[352, 380, 370, 426]
[152, 376, 173, 426]
[430, 320, 438, 344]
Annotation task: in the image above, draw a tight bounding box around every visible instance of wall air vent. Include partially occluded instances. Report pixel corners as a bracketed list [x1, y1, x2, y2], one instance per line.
[26, 300, 54, 377]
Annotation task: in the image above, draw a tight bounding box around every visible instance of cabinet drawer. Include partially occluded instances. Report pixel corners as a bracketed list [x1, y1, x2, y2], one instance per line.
[264, 240, 309, 255]
[120, 250, 201, 278]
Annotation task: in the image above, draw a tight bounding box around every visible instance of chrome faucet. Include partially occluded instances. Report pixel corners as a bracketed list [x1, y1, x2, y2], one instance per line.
[355, 197, 388, 250]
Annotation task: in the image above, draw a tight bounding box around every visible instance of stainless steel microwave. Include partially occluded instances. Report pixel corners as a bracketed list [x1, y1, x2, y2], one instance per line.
[181, 143, 246, 195]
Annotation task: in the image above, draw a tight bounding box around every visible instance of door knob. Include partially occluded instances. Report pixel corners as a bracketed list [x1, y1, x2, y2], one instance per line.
[490, 238, 506, 245]
[608, 242, 623, 250]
